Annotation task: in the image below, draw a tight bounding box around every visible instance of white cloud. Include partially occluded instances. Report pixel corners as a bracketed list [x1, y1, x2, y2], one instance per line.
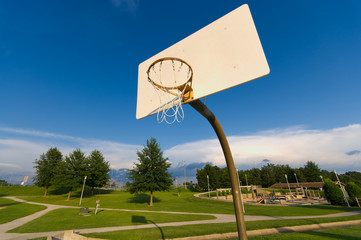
[110, 0, 139, 12]
[0, 128, 141, 177]
[1, 124, 360, 180]
[165, 124, 361, 173]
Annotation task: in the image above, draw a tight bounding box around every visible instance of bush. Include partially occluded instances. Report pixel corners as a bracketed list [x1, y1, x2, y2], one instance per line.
[346, 182, 361, 198]
[323, 178, 345, 205]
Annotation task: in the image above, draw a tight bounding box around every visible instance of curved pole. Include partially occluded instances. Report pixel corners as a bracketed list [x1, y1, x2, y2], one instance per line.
[189, 100, 247, 240]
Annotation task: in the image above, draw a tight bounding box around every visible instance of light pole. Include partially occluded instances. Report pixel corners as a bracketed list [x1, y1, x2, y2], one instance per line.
[207, 175, 210, 198]
[245, 174, 248, 187]
[79, 176, 87, 206]
[334, 170, 350, 207]
[320, 175, 324, 183]
[285, 174, 292, 199]
[236, 168, 245, 213]
[294, 173, 300, 187]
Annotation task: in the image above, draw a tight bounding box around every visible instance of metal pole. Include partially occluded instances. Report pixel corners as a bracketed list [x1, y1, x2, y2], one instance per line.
[79, 176, 87, 206]
[207, 175, 210, 198]
[320, 175, 324, 183]
[334, 170, 350, 207]
[236, 168, 245, 213]
[245, 174, 248, 187]
[294, 173, 300, 187]
[190, 100, 247, 240]
[285, 174, 292, 199]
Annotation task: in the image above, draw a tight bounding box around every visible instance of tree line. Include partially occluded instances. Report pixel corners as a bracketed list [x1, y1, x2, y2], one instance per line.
[33, 147, 110, 199]
[197, 161, 361, 190]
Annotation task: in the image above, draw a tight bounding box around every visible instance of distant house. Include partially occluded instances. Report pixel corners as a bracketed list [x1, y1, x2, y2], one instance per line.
[269, 181, 344, 189]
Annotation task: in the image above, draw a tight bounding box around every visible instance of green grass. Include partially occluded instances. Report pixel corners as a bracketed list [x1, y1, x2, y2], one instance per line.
[0, 186, 46, 196]
[11, 187, 359, 216]
[0, 197, 46, 224]
[8, 208, 215, 233]
[249, 225, 361, 239]
[84, 214, 361, 240]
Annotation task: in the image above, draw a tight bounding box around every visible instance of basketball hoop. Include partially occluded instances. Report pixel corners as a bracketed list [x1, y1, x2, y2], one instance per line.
[147, 57, 193, 124]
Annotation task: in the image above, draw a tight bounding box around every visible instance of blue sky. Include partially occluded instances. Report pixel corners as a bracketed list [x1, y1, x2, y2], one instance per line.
[1, 0, 361, 182]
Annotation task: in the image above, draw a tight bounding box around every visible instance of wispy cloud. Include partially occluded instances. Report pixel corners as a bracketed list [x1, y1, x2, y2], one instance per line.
[165, 124, 361, 172]
[110, 0, 139, 12]
[0, 127, 141, 175]
[1, 124, 361, 181]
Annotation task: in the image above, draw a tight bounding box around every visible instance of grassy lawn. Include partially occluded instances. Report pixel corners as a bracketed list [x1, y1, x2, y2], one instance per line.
[249, 225, 361, 239]
[8, 207, 215, 233]
[84, 214, 361, 240]
[0, 197, 46, 224]
[6, 187, 358, 216]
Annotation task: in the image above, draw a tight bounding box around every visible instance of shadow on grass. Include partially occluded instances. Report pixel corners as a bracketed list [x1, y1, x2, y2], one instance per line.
[294, 204, 360, 212]
[303, 229, 361, 240]
[0, 202, 21, 207]
[131, 216, 164, 240]
[127, 193, 161, 204]
[49, 188, 114, 197]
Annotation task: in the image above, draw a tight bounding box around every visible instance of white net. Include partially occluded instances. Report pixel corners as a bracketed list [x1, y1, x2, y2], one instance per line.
[147, 58, 193, 124]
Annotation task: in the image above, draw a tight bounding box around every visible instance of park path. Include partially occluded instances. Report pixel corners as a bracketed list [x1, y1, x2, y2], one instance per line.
[1, 196, 361, 240]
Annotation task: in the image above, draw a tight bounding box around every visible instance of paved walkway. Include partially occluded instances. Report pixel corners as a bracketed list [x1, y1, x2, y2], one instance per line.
[1, 196, 361, 240]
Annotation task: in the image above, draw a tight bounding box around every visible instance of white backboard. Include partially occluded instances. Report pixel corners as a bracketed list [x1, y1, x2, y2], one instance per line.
[136, 4, 269, 119]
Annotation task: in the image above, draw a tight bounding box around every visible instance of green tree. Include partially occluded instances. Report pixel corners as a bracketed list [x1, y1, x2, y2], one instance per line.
[33, 147, 63, 197]
[53, 149, 88, 200]
[261, 164, 276, 187]
[86, 150, 110, 195]
[127, 138, 172, 206]
[323, 178, 345, 205]
[345, 182, 361, 198]
[301, 161, 321, 182]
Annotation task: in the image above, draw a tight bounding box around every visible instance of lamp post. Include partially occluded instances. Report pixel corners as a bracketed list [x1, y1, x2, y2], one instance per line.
[245, 174, 248, 187]
[207, 175, 210, 198]
[320, 175, 324, 183]
[79, 176, 87, 206]
[294, 173, 300, 187]
[334, 170, 350, 207]
[285, 174, 292, 199]
[236, 168, 245, 213]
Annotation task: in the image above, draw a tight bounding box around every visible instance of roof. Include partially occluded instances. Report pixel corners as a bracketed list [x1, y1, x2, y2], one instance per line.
[269, 181, 345, 189]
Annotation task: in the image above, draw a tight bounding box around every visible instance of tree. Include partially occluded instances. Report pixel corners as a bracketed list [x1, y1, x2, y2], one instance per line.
[33, 147, 63, 197]
[261, 164, 276, 187]
[53, 149, 88, 200]
[86, 150, 110, 195]
[323, 178, 344, 205]
[301, 161, 321, 182]
[345, 182, 361, 198]
[127, 138, 173, 206]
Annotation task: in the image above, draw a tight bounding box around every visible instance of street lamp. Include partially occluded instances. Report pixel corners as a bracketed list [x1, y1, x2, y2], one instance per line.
[236, 168, 245, 213]
[285, 174, 292, 199]
[79, 176, 87, 206]
[294, 173, 300, 187]
[334, 170, 350, 207]
[207, 175, 210, 198]
[320, 175, 324, 183]
[245, 174, 248, 187]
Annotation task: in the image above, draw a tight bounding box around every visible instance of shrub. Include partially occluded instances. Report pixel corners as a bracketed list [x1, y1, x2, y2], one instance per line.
[323, 178, 345, 205]
[346, 182, 361, 198]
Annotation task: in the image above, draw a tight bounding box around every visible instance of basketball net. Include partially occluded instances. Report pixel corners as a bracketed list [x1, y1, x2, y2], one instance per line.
[147, 57, 193, 124]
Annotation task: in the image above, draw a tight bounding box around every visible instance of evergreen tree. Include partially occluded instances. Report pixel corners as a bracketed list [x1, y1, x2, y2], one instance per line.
[53, 149, 88, 200]
[33, 147, 63, 197]
[127, 138, 172, 206]
[86, 150, 110, 195]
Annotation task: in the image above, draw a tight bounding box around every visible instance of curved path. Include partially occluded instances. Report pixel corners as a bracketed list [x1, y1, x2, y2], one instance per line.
[1, 196, 361, 240]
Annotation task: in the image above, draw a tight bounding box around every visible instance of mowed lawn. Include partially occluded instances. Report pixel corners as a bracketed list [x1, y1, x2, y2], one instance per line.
[0, 197, 46, 224]
[8, 208, 215, 233]
[11, 187, 359, 216]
